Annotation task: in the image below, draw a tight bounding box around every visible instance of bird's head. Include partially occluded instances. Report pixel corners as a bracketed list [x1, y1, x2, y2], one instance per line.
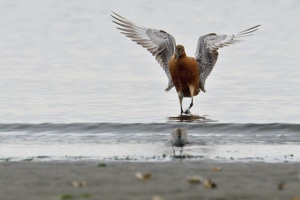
[175, 45, 185, 62]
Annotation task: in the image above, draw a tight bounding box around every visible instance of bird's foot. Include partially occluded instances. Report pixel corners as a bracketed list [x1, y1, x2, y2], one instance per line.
[184, 108, 191, 114]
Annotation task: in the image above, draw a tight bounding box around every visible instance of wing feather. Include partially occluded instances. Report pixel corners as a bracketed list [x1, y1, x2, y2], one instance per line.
[111, 11, 176, 91]
[194, 25, 260, 92]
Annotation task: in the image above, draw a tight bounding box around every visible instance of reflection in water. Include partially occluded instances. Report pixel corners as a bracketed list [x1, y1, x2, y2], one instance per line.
[168, 114, 216, 123]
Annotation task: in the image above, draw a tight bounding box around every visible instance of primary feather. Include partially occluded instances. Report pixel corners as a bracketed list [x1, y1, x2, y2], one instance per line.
[194, 25, 260, 92]
[111, 11, 176, 91]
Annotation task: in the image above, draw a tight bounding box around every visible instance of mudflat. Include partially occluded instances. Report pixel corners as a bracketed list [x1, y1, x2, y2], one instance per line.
[1, 161, 300, 200]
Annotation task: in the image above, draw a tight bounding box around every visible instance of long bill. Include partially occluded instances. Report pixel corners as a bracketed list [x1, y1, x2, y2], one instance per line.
[175, 53, 179, 62]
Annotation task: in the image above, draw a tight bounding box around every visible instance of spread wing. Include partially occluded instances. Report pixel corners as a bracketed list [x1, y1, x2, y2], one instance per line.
[194, 25, 260, 92]
[111, 11, 176, 91]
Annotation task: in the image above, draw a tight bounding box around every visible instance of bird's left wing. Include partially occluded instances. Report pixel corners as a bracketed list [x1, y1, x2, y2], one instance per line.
[111, 11, 176, 91]
[194, 25, 260, 92]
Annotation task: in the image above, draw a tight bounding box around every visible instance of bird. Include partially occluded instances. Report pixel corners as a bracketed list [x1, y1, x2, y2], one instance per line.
[111, 11, 260, 115]
[170, 127, 188, 157]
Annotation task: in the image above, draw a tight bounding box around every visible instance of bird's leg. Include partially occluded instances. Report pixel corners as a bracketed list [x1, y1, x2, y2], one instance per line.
[189, 97, 194, 109]
[180, 147, 183, 156]
[184, 97, 193, 114]
[184, 86, 194, 114]
[172, 145, 176, 157]
[178, 93, 184, 115]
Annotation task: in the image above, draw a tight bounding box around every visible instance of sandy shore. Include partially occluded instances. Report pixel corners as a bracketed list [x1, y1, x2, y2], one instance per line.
[1, 161, 300, 200]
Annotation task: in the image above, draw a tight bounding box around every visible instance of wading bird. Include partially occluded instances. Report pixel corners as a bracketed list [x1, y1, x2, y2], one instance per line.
[111, 12, 260, 115]
[171, 127, 188, 157]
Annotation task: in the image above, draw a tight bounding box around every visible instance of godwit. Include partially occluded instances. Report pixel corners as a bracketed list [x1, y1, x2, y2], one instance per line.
[111, 12, 260, 114]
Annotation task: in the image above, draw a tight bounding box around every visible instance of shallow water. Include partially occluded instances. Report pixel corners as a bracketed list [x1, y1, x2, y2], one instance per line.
[0, 1, 299, 162]
[0, 123, 299, 162]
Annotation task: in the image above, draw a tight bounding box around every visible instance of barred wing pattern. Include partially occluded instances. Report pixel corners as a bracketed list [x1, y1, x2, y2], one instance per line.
[111, 12, 176, 91]
[195, 25, 260, 92]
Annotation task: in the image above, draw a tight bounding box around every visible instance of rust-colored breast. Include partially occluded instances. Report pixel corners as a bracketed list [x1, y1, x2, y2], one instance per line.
[169, 56, 200, 97]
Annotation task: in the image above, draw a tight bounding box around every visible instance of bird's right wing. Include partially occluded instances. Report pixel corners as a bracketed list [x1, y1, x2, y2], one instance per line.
[194, 25, 260, 92]
[111, 11, 176, 91]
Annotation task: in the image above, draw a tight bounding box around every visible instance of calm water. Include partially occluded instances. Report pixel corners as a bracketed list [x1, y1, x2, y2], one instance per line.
[0, 1, 299, 162]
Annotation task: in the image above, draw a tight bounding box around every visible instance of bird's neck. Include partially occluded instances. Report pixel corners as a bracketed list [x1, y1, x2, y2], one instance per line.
[179, 51, 186, 57]
[175, 52, 186, 61]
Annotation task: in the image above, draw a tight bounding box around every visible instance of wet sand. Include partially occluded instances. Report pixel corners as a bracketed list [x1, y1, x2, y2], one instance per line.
[1, 161, 300, 200]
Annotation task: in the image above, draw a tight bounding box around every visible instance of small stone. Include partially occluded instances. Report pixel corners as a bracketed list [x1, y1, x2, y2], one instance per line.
[135, 172, 152, 180]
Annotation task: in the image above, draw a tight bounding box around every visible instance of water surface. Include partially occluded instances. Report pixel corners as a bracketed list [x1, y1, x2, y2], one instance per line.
[0, 1, 299, 162]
